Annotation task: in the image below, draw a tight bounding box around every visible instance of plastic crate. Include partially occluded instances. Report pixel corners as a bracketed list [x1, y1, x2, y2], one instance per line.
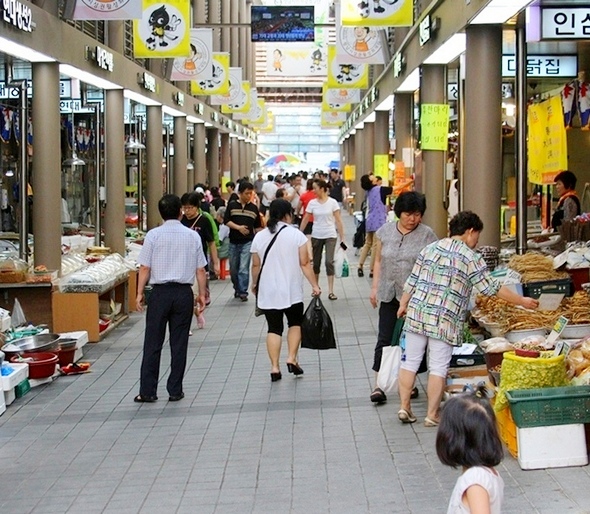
[506, 385, 590, 428]
[450, 352, 485, 368]
[522, 278, 572, 299]
[495, 406, 518, 458]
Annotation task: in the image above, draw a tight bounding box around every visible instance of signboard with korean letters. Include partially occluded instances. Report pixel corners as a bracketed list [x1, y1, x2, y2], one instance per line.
[542, 8, 590, 39]
[502, 55, 577, 78]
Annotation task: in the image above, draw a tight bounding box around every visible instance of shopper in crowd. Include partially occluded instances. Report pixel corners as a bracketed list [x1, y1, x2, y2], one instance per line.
[328, 168, 346, 206]
[210, 186, 226, 212]
[299, 179, 344, 300]
[552, 170, 581, 229]
[436, 385, 504, 514]
[226, 181, 239, 204]
[357, 173, 393, 278]
[397, 211, 539, 426]
[254, 171, 265, 203]
[260, 174, 279, 215]
[251, 199, 321, 382]
[134, 194, 207, 403]
[368, 191, 437, 404]
[224, 182, 262, 301]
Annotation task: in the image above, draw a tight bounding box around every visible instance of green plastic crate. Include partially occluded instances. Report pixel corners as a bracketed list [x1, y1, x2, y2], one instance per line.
[506, 385, 590, 428]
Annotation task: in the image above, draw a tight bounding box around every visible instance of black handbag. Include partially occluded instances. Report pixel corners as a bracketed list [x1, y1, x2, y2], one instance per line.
[254, 225, 287, 317]
[301, 296, 336, 350]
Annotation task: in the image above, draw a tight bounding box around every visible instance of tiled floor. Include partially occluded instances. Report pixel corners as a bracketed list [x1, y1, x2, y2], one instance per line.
[1, 212, 590, 513]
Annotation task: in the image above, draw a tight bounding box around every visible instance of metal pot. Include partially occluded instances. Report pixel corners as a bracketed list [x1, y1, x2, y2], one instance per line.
[1, 333, 61, 357]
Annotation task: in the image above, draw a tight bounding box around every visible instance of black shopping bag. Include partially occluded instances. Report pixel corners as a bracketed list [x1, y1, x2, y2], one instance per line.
[301, 296, 336, 350]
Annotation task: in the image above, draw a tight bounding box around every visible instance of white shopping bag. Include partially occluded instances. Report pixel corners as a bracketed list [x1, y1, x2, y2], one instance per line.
[376, 345, 402, 395]
[334, 247, 345, 278]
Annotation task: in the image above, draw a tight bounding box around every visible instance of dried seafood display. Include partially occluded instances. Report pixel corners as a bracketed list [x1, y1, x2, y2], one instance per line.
[507, 252, 569, 283]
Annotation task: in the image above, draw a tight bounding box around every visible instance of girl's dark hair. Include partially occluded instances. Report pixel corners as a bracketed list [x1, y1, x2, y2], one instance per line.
[436, 385, 503, 469]
[267, 199, 293, 233]
[306, 178, 314, 191]
[276, 188, 286, 198]
[449, 210, 483, 236]
[360, 174, 374, 191]
[313, 179, 328, 192]
[394, 191, 426, 218]
[210, 186, 221, 198]
[554, 170, 577, 190]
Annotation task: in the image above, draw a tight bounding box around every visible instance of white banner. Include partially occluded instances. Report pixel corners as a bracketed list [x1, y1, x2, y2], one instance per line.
[325, 87, 361, 105]
[211, 68, 243, 106]
[68, 0, 142, 20]
[170, 29, 213, 81]
[266, 43, 327, 77]
[335, 3, 387, 64]
[233, 89, 258, 120]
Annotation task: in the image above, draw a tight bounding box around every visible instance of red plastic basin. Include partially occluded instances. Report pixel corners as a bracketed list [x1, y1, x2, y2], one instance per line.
[11, 352, 58, 379]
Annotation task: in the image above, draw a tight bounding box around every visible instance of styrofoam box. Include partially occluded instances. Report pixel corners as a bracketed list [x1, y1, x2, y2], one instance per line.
[4, 387, 15, 406]
[59, 331, 89, 363]
[517, 423, 588, 470]
[1, 363, 29, 391]
[0, 387, 5, 415]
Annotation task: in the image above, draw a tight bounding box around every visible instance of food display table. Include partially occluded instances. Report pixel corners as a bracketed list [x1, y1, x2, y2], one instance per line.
[52, 277, 129, 342]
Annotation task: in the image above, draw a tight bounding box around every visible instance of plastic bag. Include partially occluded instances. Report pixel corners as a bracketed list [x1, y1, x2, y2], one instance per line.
[494, 351, 569, 412]
[377, 345, 401, 395]
[10, 298, 26, 328]
[480, 337, 514, 353]
[301, 296, 336, 350]
[334, 248, 346, 278]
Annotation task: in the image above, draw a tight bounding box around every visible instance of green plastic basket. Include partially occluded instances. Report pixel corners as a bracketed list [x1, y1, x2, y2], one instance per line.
[506, 385, 590, 428]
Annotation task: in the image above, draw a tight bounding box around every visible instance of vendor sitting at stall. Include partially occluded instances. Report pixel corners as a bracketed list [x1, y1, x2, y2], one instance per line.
[552, 170, 581, 229]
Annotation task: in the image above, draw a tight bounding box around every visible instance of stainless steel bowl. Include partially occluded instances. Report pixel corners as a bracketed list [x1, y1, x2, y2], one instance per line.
[1, 333, 61, 355]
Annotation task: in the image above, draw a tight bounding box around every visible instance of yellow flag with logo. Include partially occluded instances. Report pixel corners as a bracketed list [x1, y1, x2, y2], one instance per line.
[133, 0, 190, 58]
[221, 82, 251, 114]
[327, 46, 368, 89]
[341, 0, 413, 27]
[190, 53, 230, 95]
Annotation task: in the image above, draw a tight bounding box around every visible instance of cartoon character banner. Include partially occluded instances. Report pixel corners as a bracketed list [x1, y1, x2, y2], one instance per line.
[210, 68, 242, 106]
[170, 29, 213, 81]
[133, 0, 190, 58]
[266, 43, 327, 77]
[335, 3, 388, 64]
[341, 0, 413, 27]
[245, 100, 268, 126]
[67, 0, 142, 20]
[321, 111, 347, 127]
[190, 53, 230, 95]
[232, 89, 258, 120]
[325, 87, 361, 105]
[326, 46, 369, 88]
[221, 81, 251, 114]
[256, 111, 275, 133]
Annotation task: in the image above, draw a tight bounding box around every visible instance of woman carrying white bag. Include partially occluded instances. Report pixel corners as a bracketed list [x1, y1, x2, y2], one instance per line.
[376, 318, 404, 395]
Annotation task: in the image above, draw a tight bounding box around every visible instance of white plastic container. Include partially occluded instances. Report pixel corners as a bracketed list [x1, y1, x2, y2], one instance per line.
[4, 387, 15, 406]
[0, 386, 5, 415]
[1, 362, 29, 391]
[517, 423, 588, 470]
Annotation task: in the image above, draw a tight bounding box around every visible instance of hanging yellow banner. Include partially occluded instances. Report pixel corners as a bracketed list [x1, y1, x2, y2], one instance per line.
[340, 0, 413, 27]
[190, 53, 230, 95]
[528, 95, 568, 185]
[133, 1, 190, 58]
[344, 164, 356, 181]
[327, 46, 369, 89]
[420, 104, 449, 151]
[373, 155, 389, 185]
[221, 81, 251, 114]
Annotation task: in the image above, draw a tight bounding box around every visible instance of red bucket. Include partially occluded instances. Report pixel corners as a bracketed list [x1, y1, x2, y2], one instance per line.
[11, 352, 58, 379]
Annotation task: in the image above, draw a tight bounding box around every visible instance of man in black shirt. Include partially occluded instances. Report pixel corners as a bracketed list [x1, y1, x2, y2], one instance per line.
[329, 168, 346, 205]
[223, 182, 261, 301]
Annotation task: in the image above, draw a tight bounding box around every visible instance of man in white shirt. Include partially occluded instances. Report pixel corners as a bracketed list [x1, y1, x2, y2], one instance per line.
[286, 174, 303, 219]
[261, 175, 279, 215]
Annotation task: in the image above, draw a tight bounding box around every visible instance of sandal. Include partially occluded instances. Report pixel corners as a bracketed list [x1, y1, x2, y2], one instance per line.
[328, 293, 337, 300]
[424, 417, 440, 427]
[134, 394, 158, 403]
[398, 408, 417, 423]
[370, 388, 387, 404]
[357, 268, 364, 277]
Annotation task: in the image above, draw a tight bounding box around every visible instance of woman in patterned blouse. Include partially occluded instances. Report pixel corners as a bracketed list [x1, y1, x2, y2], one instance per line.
[396, 211, 538, 427]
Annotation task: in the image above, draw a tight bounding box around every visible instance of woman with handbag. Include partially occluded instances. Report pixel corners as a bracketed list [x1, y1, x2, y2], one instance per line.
[251, 199, 321, 382]
[368, 192, 437, 404]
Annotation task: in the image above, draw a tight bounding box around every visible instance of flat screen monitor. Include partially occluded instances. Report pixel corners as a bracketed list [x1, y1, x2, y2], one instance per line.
[250, 6, 315, 43]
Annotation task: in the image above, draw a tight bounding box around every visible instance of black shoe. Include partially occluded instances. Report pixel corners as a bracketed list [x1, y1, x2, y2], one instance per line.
[374, 5, 385, 13]
[169, 392, 185, 402]
[240, 294, 248, 302]
[369, 272, 374, 278]
[270, 372, 282, 382]
[357, 268, 364, 277]
[370, 388, 387, 404]
[234, 292, 240, 298]
[411, 387, 419, 399]
[134, 394, 157, 403]
[286, 362, 304, 375]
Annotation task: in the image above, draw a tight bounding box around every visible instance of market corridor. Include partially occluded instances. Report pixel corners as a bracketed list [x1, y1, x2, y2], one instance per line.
[1, 213, 590, 514]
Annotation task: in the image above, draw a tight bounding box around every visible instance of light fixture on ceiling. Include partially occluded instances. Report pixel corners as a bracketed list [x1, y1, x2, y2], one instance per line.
[59, 64, 120, 90]
[4, 168, 14, 177]
[471, 0, 534, 24]
[424, 34, 466, 65]
[364, 112, 376, 123]
[163, 105, 187, 118]
[123, 89, 161, 107]
[0, 37, 55, 62]
[355, 121, 364, 130]
[62, 113, 86, 167]
[375, 94, 394, 112]
[396, 68, 420, 93]
[187, 115, 204, 124]
[187, 160, 194, 170]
